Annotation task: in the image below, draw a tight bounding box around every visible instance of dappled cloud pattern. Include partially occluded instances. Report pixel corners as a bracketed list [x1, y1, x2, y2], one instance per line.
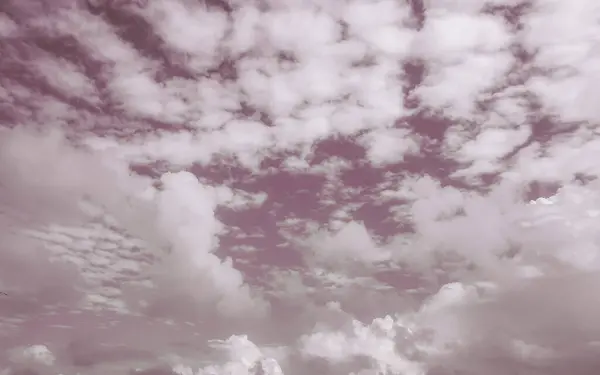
[2, 0, 600, 374]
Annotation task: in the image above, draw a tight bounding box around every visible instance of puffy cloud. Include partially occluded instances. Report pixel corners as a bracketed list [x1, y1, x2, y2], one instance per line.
[3, 0, 600, 374]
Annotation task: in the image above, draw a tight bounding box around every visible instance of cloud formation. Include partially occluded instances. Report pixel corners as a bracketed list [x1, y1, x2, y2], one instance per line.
[2, 0, 600, 374]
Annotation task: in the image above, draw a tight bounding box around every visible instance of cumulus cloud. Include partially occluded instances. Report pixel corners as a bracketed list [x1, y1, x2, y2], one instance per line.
[2, 0, 600, 374]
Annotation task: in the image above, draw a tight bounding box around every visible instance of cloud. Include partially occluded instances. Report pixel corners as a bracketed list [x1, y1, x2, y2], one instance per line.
[4, 0, 600, 374]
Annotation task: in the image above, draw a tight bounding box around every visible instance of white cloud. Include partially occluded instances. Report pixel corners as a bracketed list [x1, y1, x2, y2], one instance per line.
[156, 171, 220, 256]
[521, 0, 600, 122]
[290, 57, 347, 103]
[50, 7, 184, 121]
[451, 126, 532, 176]
[5, 0, 600, 374]
[0, 127, 157, 234]
[263, 8, 341, 60]
[415, 13, 512, 59]
[411, 10, 514, 117]
[7, 344, 56, 374]
[139, 171, 269, 319]
[361, 128, 419, 165]
[227, 5, 263, 56]
[300, 316, 424, 375]
[424, 0, 522, 13]
[415, 52, 514, 117]
[31, 55, 100, 104]
[305, 221, 391, 269]
[142, 0, 228, 70]
[273, 115, 332, 150]
[342, 0, 409, 36]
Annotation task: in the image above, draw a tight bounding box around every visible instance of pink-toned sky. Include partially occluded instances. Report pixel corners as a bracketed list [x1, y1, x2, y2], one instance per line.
[2, 0, 600, 374]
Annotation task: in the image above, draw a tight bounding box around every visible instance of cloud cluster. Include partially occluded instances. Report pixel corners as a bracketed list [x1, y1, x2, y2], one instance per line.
[2, 0, 600, 374]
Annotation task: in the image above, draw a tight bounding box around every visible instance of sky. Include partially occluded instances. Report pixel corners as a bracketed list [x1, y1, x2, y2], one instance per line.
[1, 0, 600, 374]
